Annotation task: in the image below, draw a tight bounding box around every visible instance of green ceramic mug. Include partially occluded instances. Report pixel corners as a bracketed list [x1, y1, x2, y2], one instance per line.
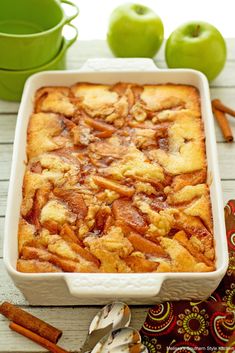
[0, 0, 78, 70]
[0, 23, 78, 101]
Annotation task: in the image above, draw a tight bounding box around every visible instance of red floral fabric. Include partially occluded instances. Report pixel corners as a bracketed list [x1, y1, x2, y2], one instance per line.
[140, 200, 235, 353]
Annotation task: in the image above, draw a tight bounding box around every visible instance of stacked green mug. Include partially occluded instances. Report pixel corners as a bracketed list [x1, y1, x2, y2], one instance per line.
[0, 0, 78, 101]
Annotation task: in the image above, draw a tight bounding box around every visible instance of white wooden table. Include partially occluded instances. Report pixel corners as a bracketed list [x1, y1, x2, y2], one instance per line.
[0, 39, 235, 352]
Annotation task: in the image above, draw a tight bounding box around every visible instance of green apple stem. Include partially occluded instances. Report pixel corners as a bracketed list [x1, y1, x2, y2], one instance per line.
[133, 4, 147, 15]
[192, 24, 200, 37]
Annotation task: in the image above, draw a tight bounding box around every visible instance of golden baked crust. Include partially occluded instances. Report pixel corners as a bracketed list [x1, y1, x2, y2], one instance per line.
[17, 82, 215, 273]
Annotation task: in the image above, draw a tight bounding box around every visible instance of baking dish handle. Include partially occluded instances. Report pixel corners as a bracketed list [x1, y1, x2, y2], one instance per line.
[65, 275, 165, 299]
[79, 58, 159, 72]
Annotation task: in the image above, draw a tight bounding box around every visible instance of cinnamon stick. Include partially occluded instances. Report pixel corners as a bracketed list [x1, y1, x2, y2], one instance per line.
[212, 99, 235, 118]
[9, 322, 69, 353]
[212, 106, 233, 142]
[0, 302, 62, 343]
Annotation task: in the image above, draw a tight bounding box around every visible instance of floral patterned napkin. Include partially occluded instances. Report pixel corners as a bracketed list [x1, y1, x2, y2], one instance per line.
[140, 200, 235, 353]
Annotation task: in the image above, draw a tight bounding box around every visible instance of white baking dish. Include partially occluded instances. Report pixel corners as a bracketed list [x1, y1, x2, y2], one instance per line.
[4, 58, 229, 305]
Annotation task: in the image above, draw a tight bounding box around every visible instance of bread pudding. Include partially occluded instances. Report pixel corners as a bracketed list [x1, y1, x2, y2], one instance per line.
[17, 82, 215, 273]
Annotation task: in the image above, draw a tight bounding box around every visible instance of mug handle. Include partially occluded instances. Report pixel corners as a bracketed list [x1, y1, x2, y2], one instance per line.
[62, 23, 78, 50]
[61, 0, 79, 23]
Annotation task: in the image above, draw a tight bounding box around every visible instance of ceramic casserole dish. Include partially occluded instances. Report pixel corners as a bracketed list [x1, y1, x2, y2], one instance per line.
[4, 58, 228, 305]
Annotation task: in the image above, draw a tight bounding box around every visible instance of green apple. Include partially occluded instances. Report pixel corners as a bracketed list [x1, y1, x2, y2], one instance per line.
[165, 21, 226, 81]
[107, 3, 164, 58]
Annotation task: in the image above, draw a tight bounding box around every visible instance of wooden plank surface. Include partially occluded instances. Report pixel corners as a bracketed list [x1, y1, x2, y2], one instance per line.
[0, 38, 235, 352]
[0, 181, 8, 216]
[0, 305, 148, 352]
[0, 115, 16, 143]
